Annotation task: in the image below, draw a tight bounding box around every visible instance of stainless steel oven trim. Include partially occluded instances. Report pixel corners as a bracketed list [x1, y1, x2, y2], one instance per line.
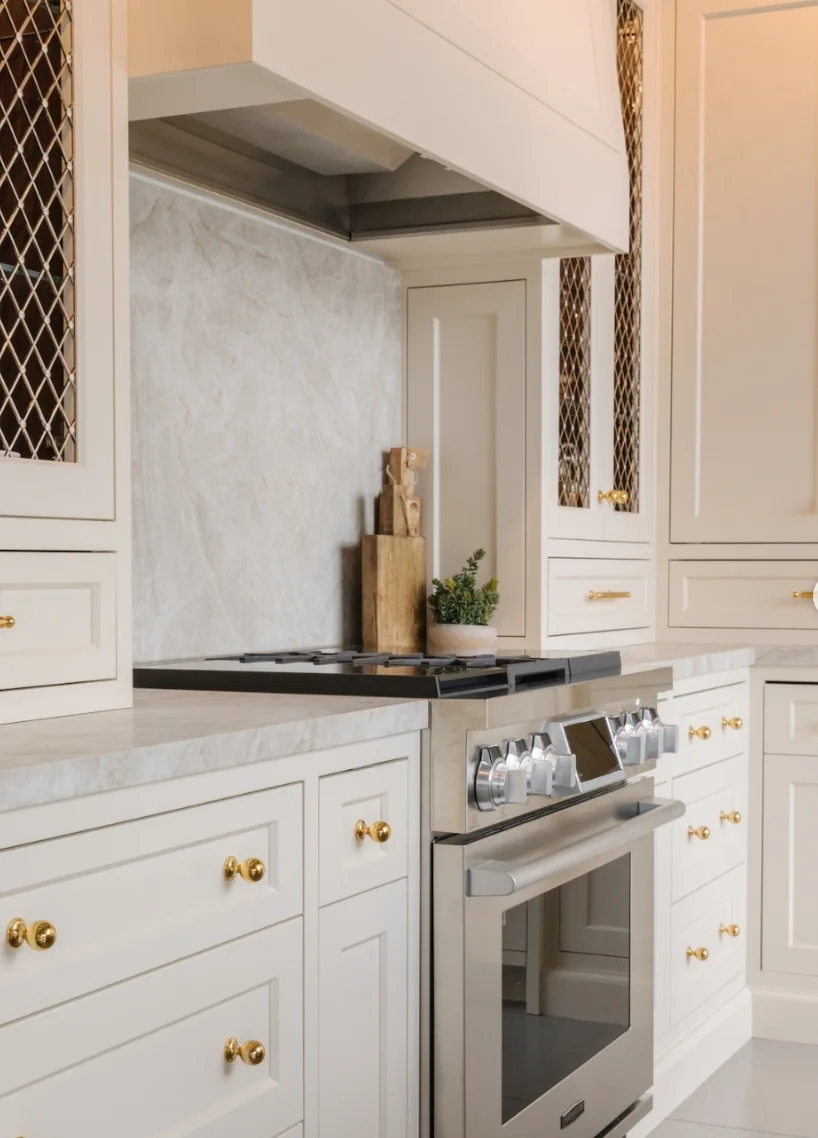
[432, 780, 681, 1138]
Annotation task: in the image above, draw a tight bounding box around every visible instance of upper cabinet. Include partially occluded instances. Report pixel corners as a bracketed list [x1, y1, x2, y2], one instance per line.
[127, 0, 630, 253]
[671, 0, 818, 544]
[0, 0, 117, 521]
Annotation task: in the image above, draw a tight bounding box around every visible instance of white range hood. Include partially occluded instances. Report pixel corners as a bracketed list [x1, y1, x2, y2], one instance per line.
[128, 0, 630, 259]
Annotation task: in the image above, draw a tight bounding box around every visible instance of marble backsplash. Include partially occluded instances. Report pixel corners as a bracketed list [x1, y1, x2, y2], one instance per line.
[130, 173, 403, 661]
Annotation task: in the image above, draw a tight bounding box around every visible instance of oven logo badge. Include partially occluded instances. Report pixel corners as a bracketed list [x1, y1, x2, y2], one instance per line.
[560, 1100, 586, 1129]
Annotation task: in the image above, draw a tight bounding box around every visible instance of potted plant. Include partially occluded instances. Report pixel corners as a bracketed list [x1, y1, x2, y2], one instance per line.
[427, 549, 500, 657]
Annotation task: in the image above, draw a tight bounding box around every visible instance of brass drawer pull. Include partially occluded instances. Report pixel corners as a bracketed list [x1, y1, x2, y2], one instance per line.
[597, 489, 630, 505]
[688, 725, 712, 741]
[224, 1037, 266, 1066]
[687, 825, 711, 841]
[6, 918, 57, 951]
[793, 591, 815, 600]
[721, 716, 743, 731]
[720, 810, 742, 825]
[686, 946, 710, 962]
[0, 615, 14, 629]
[355, 819, 391, 844]
[719, 923, 741, 938]
[223, 856, 266, 883]
[588, 590, 632, 601]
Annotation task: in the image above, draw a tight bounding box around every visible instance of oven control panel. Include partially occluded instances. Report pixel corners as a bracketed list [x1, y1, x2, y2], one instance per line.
[473, 706, 678, 811]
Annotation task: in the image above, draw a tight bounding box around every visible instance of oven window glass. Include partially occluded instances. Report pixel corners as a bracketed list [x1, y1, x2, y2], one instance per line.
[501, 854, 631, 1123]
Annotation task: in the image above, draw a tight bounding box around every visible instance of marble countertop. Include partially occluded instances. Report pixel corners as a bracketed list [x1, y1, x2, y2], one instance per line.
[0, 689, 428, 813]
[616, 642, 757, 681]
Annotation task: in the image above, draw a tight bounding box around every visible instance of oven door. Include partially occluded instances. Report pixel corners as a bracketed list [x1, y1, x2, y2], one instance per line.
[433, 780, 684, 1138]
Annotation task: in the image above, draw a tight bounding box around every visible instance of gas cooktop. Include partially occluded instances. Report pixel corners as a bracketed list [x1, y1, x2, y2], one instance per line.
[134, 648, 622, 699]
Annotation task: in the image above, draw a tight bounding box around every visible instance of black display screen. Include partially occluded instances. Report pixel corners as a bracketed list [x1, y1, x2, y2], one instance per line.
[563, 718, 620, 782]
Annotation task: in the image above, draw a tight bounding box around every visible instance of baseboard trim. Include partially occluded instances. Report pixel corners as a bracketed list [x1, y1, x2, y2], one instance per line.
[630, 988, 752, 1138]
[753, 987, 818, 1044]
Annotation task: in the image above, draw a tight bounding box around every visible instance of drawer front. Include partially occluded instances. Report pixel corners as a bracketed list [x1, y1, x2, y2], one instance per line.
[671, 758, 747, 901]
[669, 560, 818, 629]
[765, 683, 818, 754]
[0, 784, 302, 1024]
[0, 551, 117, 689]
[548, 558, 651, 636]
[320, 759, 409, 905]
[672, 684, 748, 774]
[670, 866, 746, 1028]
[0, 920, 303, 1138]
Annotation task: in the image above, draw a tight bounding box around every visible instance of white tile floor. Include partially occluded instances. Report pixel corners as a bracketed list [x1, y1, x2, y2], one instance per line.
[651, 1041, 818, 1138]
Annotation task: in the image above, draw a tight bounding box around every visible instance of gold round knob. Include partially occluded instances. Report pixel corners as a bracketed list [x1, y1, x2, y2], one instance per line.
[719, 923, 741, 938]
[354, 819, 392, 844]
[721, 716, 743, 731]
[597, 489, 630, 505]
[0, 615, 14, 629]
[686, 946, 710, 962]
[688, 725, 712, 741]
[6, 918, 57, 951]
[223, 856, 266, 883]
[720, 810, 742, 825]
[687, 825, 711, 841]
[224, 1037, 266, 1065]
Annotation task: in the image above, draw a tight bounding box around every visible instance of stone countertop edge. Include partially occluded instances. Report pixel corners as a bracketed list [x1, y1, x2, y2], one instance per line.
[0, 691, 429, 814]
[616, 643, 757, 681]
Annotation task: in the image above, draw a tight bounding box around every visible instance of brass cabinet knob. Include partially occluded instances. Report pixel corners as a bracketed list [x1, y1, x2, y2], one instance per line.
[686, 946, 710, 962]
[354, 819, 392, 844]
[720, 810, 742, 825]
[0, 615, 14, 629]
[223, 856, 266, 883]
[597, 489, 630, 505]
[687, 825, 711, 841]
[6, 918, 57, 951]
[588, 590, 632, 601]
[793, 591, 815, 600]
[719, 923, 741, 938]
[688, 725, 712, 741]
[721, 716, 743, 731]
[224, 1037, 266, 1065]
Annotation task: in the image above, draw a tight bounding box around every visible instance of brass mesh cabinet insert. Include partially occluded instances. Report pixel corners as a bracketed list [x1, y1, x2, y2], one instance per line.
[558, 256, 592, 510]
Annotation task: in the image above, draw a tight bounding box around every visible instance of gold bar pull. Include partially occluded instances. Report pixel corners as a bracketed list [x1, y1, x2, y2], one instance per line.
[793, 591, 815, 600]
[597, 489, 630, 505]
[587, 590, 632, 601]
[0, 615, 14, 629]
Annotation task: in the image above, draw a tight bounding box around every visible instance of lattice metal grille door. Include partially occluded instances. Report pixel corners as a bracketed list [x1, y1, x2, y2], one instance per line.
[558, 256, 592, 509]
[0, 0, 75, 462]
[612, 0, 643, 513]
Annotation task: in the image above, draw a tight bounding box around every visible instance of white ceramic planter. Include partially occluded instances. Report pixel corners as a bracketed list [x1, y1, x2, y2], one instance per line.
[427, 622, 498, 657]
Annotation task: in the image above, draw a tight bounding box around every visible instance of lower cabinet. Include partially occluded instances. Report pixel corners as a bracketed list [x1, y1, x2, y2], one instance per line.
[319, 880, 410, 1138]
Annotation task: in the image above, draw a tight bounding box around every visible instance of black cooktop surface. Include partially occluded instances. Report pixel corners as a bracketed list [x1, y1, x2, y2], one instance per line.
[134, 648, 622, 699]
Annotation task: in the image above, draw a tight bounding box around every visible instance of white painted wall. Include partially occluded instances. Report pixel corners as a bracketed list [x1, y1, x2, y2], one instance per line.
[129, 172, 403, 661]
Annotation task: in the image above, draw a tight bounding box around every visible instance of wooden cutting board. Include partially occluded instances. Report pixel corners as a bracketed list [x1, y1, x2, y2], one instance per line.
[361, 535, 426, 650]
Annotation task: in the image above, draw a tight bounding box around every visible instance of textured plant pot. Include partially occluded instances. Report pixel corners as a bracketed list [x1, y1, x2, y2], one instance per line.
[427, 622, 498, 658]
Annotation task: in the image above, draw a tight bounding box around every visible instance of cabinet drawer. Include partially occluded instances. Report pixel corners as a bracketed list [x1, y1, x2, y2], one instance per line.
[0, 551, 117, 689]
[0, 784, 302, 1024]
[765, 683, 818, 754]
[670, 866, 746, 1028]
[0, 921, 303, 1138]
[319, 759, 409, 905]
[671, 758, 747, 901]
[547, 558, 651, 636]
[669, 561, 818, 629]
[672, 684, 748, 774]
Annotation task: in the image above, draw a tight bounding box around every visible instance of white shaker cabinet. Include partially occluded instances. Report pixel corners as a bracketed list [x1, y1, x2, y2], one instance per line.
[670, 0, 818, 543]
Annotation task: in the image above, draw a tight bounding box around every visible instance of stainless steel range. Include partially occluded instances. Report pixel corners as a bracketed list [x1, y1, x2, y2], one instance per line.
[135, 650, 683, 1138]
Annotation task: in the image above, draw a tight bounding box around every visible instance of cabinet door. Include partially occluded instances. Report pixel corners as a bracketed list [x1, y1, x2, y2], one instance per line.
[318, 880, 409, 1138]
[762, 752, 818, 975]
[671, 0, 818, 542]
[407, 281, 527, 637]
[0, 0, 115, 519]
[653, 776, 672, 1054]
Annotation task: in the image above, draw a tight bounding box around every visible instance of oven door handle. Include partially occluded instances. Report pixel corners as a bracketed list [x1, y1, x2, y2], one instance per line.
[466, 796, 685, 897]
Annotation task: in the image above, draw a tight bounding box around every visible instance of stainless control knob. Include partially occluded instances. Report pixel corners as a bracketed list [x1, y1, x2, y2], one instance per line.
[512, 733, 556, 798]
[527, 760, 554, 796]
[615, 724, 646, 766]
[503, 738, 529, 767]
[475, 748, 529, 810]
[553, 753, 578, 794]
[661, 723, 680, 753]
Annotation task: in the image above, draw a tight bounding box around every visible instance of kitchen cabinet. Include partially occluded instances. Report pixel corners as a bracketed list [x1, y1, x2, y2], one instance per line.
[318, 881, 410, 1138]
[0, 0, 130, 724]
[670, 0, 818, 544]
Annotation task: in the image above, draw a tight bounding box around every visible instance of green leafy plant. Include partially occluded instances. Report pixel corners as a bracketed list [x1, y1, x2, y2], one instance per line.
[428, 549, 500, 626]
